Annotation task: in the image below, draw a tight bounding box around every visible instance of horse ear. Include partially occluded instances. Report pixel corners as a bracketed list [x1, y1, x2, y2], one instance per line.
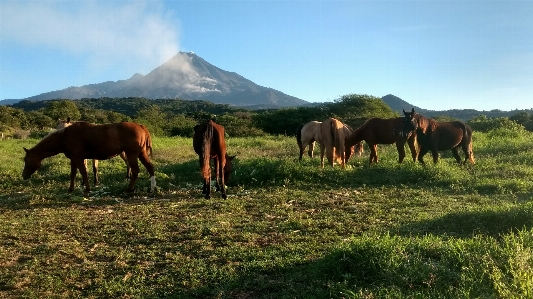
[228, 155, 236, 161]
[66, 117, 71, 124]
[411, 108, 415, 113]
[23, 147, 29, 153]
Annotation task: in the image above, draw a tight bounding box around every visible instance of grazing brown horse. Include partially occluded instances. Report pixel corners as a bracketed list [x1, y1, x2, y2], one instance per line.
[402, 108, 475, 164]
[344, 117, 418, 165]
[319, 118, 362, 169]
[56, 118, 146, 185]
[193, 120, 235, 199]
[23, 122, 156, 194]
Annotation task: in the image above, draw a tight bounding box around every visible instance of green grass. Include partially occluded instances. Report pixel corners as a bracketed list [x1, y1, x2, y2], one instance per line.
[1, 132, 533, 298]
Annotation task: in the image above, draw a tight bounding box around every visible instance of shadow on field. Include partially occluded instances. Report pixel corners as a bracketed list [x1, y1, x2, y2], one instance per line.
[395, 203, 533, 239]
[156, 235, 478, 298]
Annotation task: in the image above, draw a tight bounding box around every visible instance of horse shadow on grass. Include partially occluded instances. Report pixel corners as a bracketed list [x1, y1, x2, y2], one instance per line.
[394, 201, 533, 239]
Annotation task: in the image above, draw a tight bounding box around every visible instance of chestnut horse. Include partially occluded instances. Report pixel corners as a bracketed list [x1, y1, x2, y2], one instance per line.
[344, 117, 418, 165]
[403, 108, 475, 164]
[23, 122, 156, 194]
[319, 118, 362, 169]
[193, 120, 235, 199]
[56, 118, 146, 185]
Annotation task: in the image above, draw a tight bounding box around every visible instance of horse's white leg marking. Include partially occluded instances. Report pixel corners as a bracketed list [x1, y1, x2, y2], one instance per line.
[150, 176, 156, 192]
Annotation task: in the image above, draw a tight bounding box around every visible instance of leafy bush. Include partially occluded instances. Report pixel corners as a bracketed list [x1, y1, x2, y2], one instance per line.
[467, 115, 526, 133]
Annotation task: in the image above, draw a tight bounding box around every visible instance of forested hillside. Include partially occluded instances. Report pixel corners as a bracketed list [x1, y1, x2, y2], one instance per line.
[2, 94, 533, 139]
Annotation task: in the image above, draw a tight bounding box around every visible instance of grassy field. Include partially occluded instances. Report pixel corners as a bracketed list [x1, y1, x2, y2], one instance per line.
[1, 129, 533, 298]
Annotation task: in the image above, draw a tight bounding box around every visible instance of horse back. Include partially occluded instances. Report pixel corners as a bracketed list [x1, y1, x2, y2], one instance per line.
[62, 122, 148, 160]
[433, 121, 468, 150]
[193, 120, 227, 158]
[360, 118, 402, 144]
[301, 121, 322, 145]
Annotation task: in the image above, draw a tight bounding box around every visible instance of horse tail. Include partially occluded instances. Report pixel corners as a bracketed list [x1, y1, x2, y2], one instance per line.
[463, 123, 475, 164]
[330, 120, 337, 159]
[202, 122, 214, 179]
[145, 129, 153, 158]
[139, 124, 153, 158]
[296, 124, 304, 151]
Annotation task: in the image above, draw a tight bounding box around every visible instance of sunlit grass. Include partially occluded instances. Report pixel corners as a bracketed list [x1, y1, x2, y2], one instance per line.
[1, 130, 533, 298]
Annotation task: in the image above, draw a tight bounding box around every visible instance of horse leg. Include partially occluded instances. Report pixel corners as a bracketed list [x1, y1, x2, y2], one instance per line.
[126, 155, 140, 192]
[120, 152, 130, 178]
[218, 155, 227, 199]
[198, 155, 210, 196]
[138, 151, 156, 192]
[308, 141, 315, 158]
[92, 159, 99, 186]
[298, 142, 305, 161]
[431, 147, 439, 164]
[408, 137, 418, 162]
[418, 146, 429, 164]
[396, 142, 406, 163]
[68, 160, 78, 193]
[320, 144, 326, 168]
[327, 147, 334, 167]
[214, 156, 221, 192]
[369, 144, 378, 165]
[451, 146, 462, 164]
[71, 158, 90, 194]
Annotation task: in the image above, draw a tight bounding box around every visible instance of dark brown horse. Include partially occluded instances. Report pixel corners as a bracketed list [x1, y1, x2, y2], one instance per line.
[344, 117, 418, 165]
[193, 120, 235, 199]
[23, 122, 156, 194]
[402, 108, 475, 164]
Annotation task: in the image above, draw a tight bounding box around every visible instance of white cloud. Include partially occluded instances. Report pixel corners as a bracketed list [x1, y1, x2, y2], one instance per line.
[1, 0, 181, 72]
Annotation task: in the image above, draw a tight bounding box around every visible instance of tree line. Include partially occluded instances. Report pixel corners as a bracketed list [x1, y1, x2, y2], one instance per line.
[2, 94, 533, 139]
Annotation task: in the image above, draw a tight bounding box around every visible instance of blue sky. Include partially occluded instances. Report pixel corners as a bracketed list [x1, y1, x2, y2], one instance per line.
[1, 0, 532, 111]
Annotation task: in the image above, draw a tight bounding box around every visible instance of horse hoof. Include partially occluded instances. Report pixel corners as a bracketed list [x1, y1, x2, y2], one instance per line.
[222, 194, 227, 200]
[205, 195, 211, 199]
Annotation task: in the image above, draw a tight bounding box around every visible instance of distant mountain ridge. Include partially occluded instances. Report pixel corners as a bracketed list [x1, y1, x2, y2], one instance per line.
[3, 52, 308, 108]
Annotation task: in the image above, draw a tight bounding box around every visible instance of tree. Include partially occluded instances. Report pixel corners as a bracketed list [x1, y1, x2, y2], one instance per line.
[0, 106, 30, 129]
[43, 100, 81, 121]
[332, 94, 398, 120]
[27, 111, 54, 130]
[134, 105, 167, 137]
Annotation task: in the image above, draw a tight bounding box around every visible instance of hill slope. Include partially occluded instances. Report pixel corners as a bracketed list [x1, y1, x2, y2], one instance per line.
[6, 52, 308, 108]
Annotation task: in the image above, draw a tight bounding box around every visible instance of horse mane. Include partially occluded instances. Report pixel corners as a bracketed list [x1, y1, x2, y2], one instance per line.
[343, 123, 354, 133]
[202, 121, 214, 180]
[346, 119, 370, 144]
[414, 113, 437, 133]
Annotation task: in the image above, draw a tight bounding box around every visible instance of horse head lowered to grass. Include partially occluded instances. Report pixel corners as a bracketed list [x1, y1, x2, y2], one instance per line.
[402, 108, 475, 164]
[193, 120, 235, 199]
[23, 121, 156, 194]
